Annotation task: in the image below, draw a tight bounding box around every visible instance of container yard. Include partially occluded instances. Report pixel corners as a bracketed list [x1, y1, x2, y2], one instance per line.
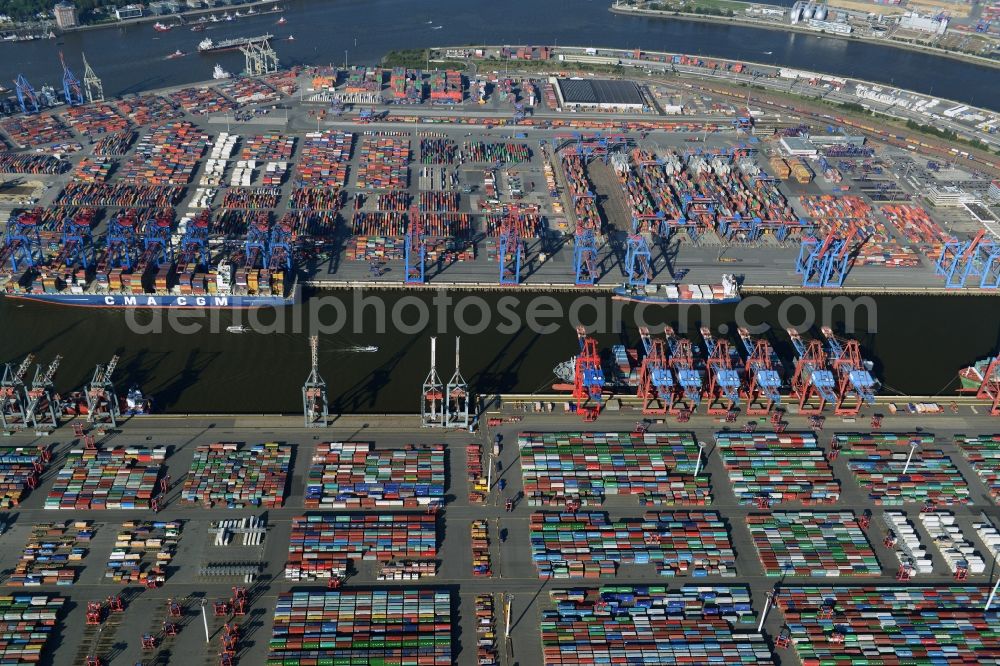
[0, 403, 995, 665]
[0, 61, 996, 298]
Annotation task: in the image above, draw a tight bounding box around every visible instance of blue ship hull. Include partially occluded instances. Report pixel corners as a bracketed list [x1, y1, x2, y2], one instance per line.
[4, 290, 297, 308]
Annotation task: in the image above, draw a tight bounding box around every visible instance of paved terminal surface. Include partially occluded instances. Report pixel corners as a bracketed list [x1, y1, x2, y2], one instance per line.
[2, 404, 1000, 666]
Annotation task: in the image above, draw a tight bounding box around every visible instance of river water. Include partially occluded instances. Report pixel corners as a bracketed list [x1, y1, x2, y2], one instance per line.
[0, 291, 996, 413]
[5, 0, 998, 110]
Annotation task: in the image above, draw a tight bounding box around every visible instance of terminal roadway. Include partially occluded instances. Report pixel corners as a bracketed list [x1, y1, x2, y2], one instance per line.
[3, 404, 1000, 666]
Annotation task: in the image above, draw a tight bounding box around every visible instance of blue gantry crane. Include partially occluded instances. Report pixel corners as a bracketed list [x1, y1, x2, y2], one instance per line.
[104, 211, 140, 271]
[821, 326, 877, 416]
[700, 327, 742, 415]
[404, 205, 426, 284]
[637, 326, 673, 415]
[244, 216, 269, 269]
[138, 212, 173, 269]
[268, 222, 293, 272]
[54, 209, 95, 270]
[3, 210, 43, 272]
[935, 230, 1000, 289]
[498, 209, 523, 285]
[60, 52, 85, 106]
[796, 224, 860, 288]
[664, 326, 701, 414]
[624, 217, 652, 287]
[175, 210, 211, 273]
[573, 227, 598, 286]
[14, 74, 40, 114]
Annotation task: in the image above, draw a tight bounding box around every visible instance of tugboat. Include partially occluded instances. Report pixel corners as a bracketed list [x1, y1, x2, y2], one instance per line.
[153, 22, 173, 32]
[212, 63, 232, 79]
[227, 325, 249, 334]
[276, 16, 287, 25]
[166, 49, 186, 59]
[191, 24, 206, 32]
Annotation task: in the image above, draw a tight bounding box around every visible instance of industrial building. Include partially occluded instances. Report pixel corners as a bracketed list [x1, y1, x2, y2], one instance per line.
[114, 4, 144, 20]
[899, 11, 950, 35]
[779, 136, 819, 157]
[53, 1, 77, 30]
[554, 77, 646, 112]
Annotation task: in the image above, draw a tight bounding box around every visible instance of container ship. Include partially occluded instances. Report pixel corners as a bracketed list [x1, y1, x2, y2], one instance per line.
[0, 208, 300, 309]
[612, 274, 740, 304]
[959, 357, 997, 391]
[197, 34, 274, 54]
[552, 344, 641, 392]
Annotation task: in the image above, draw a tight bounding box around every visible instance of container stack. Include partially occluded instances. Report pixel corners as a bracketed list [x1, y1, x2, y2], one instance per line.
[71, 158, 114, 184]
[799, 195, 919, 267]
[747, 511, 880, 577]
[883, 510, 933, 574]
[295, 131, 353, 188]
[222, 186, 280, 209]
[61, 103, 129, 136]
[475, 594, 498, 666]
[167, 87, 237, 115]
[181, 442, 291, 508]
[879, 203, 952, 260]
[835, 433, 970, 505]
[0, 114, 74, 148]
[518, 431, 710, 507]
[115, 94, 183, 125]
[267, 590, 452, 666]
[419, 137, 458, 163]
[119, 121, 208, 186]
[303, 442, 445, 509]
[105, 520, 181, 584]
[530, 511, 736, 579]
[0, 447, 45, 509]
[356, 133, 410, 190]
[472, 519, 491, 577]
[463, 142, 531, 164]
[54, 182, 184, 208]
[918, 511, 986, 575]
[467, 443, 487, 504]
[377, 560, 436, 580]
[289, 187, 343, 211]
[776, 586, 1000, 664]
[217, 77, 279, 105]
[284, 514, 437, 581]
[0, 595, 65, 664]
[956, 434, 1000, 503]
[974, 514, 1000, 564]
[0, 153, 68, 175]
[93, 130, 136, 158]
[541, 586, 772, 665]
[715, 432, 839, 505]
[7, 521, 95, 587]
[46, 447, 165, 510]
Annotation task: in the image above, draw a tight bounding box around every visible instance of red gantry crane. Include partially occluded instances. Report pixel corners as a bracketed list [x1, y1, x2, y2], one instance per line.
[821, 326, 877, 416]
[664, 326, 701, 415]
[958, 355, 1000, 416]
[572, 326, 605, 422]
[787, 328, 837, 415]
[738, 327, 782, 416]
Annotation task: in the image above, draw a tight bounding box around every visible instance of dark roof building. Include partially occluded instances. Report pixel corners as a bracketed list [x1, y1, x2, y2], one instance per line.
[555, 78, 646, 110]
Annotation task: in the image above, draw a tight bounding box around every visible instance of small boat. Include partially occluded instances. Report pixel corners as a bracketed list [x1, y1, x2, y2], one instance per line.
[223, 12, 233, 21]
[234, 10, 243, 18]
[287, 34, 295, 41]
[763, 50, 773, 55]
[209, 14, 218, 22]
[213, 63, 232, 79]
[166, 49, 186, 59]
[426, 19, 434, 24]
[431, 25, 443, 29]
[153, 22, 173, 32]
[246, 7, 256, 15]
[191, 24, 206, 32]
[349, 345, 378, 352]
[227, 325, 249, 333]
[276, 16, 287, 25]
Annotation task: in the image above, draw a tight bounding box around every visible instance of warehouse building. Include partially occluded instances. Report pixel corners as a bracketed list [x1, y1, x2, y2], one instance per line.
[554, 78, 646, 112]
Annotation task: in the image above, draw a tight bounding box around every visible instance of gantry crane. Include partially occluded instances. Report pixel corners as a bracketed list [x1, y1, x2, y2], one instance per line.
[821, 327, 877, 416]
[738, 327, 782, 415]
[102, 210, 139, 272]
[445, 337, 470, 429]
[135, 211, 173, 274]
[86, 355, 120, 427]
[572, 326, 605, 422]
[25, 355, 61, 432]
[60, 52, 84, 106]
[14, 74, 39, 114]
[405, 205, 426, 284]
[573, 227, 598, 286]
[796, 224, 861, 288]
[936, 229, 1000, 289]
[175, 210, 210, 274]
[82, 52, 103, 103]
[623, 217, 653, 288]
[664, 326, 701, 414]
[53, 208, 95, 271]
[268, 221, 293, 272]
[421, 337, 445, 427]
[243, 216, 269, 270]
[700, 327, 742, 415]
[959, 355, 1000, 416]
[3, 209, 43, 272]
[0, 355, 33, 433]
[498, 209, 523, 285]
[637, 327, 672, 415]
[302, 335, 328, 427]
[787, 329, 836, 415]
